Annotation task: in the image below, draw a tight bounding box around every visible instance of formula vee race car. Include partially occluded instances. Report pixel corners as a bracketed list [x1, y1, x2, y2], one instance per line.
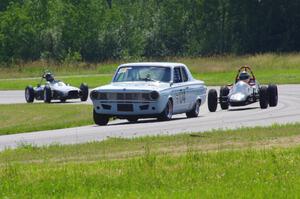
[207, 66, 278, 112]
[25, 71, 89, 103]
[90, 62, 207, 125]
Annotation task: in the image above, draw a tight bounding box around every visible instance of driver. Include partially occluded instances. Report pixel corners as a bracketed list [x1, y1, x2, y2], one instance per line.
[238, 71, 251, 84]
[44, 72, 55, 82]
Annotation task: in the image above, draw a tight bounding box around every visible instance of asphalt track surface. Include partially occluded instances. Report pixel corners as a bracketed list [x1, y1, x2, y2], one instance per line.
[0, 85, 299, 151]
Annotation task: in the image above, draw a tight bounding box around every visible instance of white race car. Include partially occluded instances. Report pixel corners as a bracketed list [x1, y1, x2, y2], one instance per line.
[25, 71, 89, 103]
[90, 62, 207, 125]
[207, 66, 278, 112]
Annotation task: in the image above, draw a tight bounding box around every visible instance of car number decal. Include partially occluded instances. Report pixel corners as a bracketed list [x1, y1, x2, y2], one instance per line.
[175, 90, 186, 104]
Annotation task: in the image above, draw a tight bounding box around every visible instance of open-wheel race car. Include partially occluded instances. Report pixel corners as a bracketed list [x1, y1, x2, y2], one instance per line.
[207, 66, 278, 112]
[25, 71, 89, 103]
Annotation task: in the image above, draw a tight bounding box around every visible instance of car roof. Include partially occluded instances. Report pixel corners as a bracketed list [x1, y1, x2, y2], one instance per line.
[119, 62, 186, 68]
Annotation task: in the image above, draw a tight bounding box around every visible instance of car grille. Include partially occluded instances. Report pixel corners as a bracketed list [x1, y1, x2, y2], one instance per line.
[95, 92, 152, 101]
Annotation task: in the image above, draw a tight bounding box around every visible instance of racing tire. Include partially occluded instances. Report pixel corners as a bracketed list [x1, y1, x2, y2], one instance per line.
[208, 89, 218, 112]
[186, 100, 201, 118]
[259, 86, 269, 109]
[80, 83, 89, 101]
[220, 86, 229, 110]
[158, 99, 173, 121]
[268, 84, 278, 107]
[93, 110, 109, 126]
[25, 86, 34, 103]
[127, 117, 139, 123]
[44, 86, 52, 103]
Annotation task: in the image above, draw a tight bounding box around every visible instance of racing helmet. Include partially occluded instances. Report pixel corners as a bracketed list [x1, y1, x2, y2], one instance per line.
[239, 71, 250, 81]
[45, 72, 54, 82]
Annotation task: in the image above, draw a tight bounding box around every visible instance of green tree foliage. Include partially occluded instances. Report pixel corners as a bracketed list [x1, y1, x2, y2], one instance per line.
[0, 0, 299, 64]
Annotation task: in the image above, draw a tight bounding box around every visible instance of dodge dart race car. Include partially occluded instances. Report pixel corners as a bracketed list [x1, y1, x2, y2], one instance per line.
[25, 71, 89, 103]
[207, 66, 278, 112]
[90, 62, 207, 125]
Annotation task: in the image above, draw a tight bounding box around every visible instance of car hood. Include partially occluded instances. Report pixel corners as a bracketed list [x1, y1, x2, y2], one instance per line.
[93, 81, 170, 92]
[228, 81, 251, 102]
[50, 84, 79, 92]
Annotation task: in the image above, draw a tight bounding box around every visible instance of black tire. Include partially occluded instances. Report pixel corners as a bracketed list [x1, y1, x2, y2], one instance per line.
[268, 84, 278, 107]
[80, 83, 89, 101]
[259, 86, 269, 109]
[220, 86, 229, 110]
[208, 89, 218, 112]
[44, 86, 52, 103]
[93, 110, 109, 126]
[60, 98, 66, 103]
[186, 100, 201, 118]
[25, 86, 34, 103]
[127, 117, 139, 123]
[158, 99, 173, 121]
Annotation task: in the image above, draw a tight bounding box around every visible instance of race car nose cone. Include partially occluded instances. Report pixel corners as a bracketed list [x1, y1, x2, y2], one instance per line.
[230, 93, 246, 102]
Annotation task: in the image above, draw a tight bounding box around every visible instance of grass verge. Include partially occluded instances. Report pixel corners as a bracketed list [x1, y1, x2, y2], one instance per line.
[0, 53, 300, 90]
[0, 123, 300, 198]
[0, 103, 93, 135]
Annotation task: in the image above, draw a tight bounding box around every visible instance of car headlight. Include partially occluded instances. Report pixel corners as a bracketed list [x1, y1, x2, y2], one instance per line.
[150, 91, 159, 100]
[90, 91, 98, 100]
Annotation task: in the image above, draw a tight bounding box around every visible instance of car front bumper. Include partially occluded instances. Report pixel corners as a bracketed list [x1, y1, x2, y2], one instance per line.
[92, 100, 166, 117]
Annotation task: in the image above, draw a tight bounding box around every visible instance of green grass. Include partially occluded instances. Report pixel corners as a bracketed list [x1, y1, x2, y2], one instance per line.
[0, 53, 300, 90]
[0, 103, 93, 135]
[1, 123, 300, 198]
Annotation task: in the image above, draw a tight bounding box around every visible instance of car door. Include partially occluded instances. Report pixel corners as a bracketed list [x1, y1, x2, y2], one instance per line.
[180, 66, 193, 110]
[171, 67, 187, 113]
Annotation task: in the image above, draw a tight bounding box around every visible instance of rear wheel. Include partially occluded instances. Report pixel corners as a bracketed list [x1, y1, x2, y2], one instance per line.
[44, 86, 52, 103]
[220, 86, 229, 110]
[268, 84, 278, 107]
[186, 100, 200, 118]
[93, 110, 109, 126]
[25, 86, 34, 103]
[208, 89, 218, 112]
[259, 86, 269, 109]
[158, 99, 173, 121]
[80, 83, 89, 101]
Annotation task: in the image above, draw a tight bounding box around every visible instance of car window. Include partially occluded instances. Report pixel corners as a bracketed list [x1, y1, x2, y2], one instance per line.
[181, 67, 188, 82]
[173, 67, 182, 83]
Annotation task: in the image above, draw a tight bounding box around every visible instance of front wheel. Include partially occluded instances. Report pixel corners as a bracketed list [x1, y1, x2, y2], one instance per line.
[158, 99, 173, 121]
[186, 100, 200, 118]
[80, 83, 89, 101]
[208, 89, 218, 112]
[93, 110, 109, 126]
[25, 86, 34, 103]
[259, 86, 269, 109]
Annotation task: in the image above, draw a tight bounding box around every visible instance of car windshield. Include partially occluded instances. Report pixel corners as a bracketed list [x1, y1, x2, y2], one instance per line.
[113, 66, 171, 83]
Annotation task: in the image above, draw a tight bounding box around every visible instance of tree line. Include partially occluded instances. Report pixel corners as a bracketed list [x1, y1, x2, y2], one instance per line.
[0, 0, 299, 64]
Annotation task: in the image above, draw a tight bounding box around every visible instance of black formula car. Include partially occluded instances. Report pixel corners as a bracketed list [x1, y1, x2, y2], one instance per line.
[25, 71, 89, 103]
[207, 66, 278, 112]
